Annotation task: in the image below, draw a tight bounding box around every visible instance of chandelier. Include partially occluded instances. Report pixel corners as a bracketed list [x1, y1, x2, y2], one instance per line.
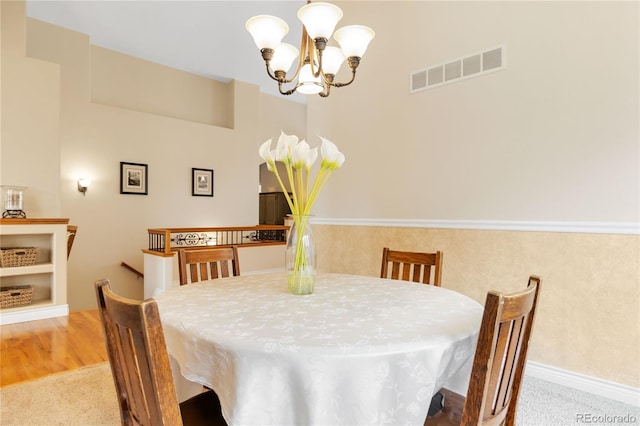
[245, 1, 374, 97]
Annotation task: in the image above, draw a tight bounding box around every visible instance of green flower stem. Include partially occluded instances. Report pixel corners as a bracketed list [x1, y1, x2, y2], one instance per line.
[288, 215, 313, 294]
[295, 167, 305, 211]
[302, 167, 334, 216]
[305, 166, 311, 210]
[285, 160, 300, 215]
[293, 215, 308, 267]
[270, 161, 296, 214]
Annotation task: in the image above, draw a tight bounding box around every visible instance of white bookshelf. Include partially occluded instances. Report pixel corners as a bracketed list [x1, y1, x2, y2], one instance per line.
[0, 218, 69, 325]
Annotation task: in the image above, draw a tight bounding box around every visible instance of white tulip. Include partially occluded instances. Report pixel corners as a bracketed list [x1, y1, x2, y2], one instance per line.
[320, 137, 345, 170]
[292, 140, 312, 170]
[275, 131, 299, 162]
[259, 139, 276, 171]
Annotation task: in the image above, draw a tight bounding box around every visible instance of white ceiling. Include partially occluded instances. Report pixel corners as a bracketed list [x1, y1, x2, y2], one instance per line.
[26, 1, 308, 102]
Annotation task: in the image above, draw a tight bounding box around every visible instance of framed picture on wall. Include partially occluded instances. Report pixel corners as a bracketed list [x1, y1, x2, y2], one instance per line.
[120, 162, 148, 195]
[192, 168, 214, 197]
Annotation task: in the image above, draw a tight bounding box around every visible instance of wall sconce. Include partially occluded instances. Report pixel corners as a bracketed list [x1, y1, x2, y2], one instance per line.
[77, 178, 91, 195]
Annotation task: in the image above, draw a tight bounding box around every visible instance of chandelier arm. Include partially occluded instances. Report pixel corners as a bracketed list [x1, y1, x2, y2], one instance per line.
[327, 56, 361, 87]
[310, 39, 327, 79]
[329, 70, 357, 88]
[320, 72, 334, 87]
[295, 28, 311, 75]
[261, 48, 299, 83]
[265, 63, 282, 82]
[319, 84, 331, 97]
[264, 56, 302, 85]
[300, 27, 310, 59]
[270, 27, 309, 88]
[273, 67, 303, 85]
[287, 28, 309, 84]
[278, 80, 299, 96]
[285, 66, 303, 84]
[259, 48, 281, 82]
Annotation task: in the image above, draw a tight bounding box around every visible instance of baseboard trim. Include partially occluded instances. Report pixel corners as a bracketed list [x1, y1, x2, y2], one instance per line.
[0, 304, 69, 326]
[526, 361, 640, 407]
[311, 218, 639, 235]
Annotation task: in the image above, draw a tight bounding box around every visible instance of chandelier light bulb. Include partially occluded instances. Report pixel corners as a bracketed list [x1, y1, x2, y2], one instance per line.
[297, 64, 323, 95]
[297, 2, 343, 41]
[246, 15, 289, 50]
[333, 25, 375, 58]
[321, 46, 346, 75]
[270, 43, 300, 73]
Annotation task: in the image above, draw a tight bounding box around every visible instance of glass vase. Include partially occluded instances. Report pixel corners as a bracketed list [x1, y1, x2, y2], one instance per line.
[285, 215, 316, 295]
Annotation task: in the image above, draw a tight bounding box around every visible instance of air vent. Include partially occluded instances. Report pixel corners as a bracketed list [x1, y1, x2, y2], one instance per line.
[445, 60, 462, 81]
[483, 48, 502, 71]
[410, 45, 506, 93]
[463, 54, 481, 76]
[411, 70, 427, 91]
[428, 66, 443, 86]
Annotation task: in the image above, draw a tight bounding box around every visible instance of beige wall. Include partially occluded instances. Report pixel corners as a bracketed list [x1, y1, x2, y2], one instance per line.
[91, 46, 232, 128]
[1, 2, 306, 310]
[1, 3, 61, 216]
[304, 1, 639, 388]
[308, 1, 638, 223]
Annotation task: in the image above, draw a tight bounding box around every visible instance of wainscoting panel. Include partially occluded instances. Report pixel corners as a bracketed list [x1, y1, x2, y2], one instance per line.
[311, 219, 640, 391]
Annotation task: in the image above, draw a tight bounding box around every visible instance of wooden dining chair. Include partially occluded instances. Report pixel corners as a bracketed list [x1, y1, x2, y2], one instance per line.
[178, 246, 240, 285]
[381, 247, 443, 286]
[95, 279, 227, 426]
[425, 276, 541, 426]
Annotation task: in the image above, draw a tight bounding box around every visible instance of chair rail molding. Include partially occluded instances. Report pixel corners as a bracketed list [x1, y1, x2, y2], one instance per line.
[526, 361, 640, 407]
[311, 218, 640, 235]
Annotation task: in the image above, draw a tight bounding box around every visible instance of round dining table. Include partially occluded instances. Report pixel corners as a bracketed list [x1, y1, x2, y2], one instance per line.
[154, 272, 483, 426]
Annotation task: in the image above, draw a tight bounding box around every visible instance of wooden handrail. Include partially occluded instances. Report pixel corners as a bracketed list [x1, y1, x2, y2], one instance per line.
[67, 225, 78, 259]
[146, 225, 290, 256]
[121, 262, 144, 279]
[147, 225, 289, 233]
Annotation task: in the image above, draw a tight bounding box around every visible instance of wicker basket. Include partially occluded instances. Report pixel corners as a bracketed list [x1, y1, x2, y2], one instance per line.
[0, 247, 39, 267]
[0, 285, 34, 309]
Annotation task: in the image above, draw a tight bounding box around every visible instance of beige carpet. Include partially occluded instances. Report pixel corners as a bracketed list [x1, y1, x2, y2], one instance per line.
[3, 363, 638, 425]
[0, 363, 120, 426]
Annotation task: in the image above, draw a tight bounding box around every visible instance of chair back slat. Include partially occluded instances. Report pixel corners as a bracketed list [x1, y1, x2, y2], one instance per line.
[188, 264, 199, 282]
[119, 327, 155, 424]
[199, 262, 210, 281]
[412, 265, 422, 282]
[462, 276, 541, 426]
[390, 262, 401, 280]
[381, 247, 443, 286]
[485, 320, 509, 417]
[219, 261, 229, 278]
[401, 263, 411, 281]
[498, 318, 526, 412]
[178, 247, 240, 285]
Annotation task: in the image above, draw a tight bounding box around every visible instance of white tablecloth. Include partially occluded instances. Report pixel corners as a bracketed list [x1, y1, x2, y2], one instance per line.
[154, 273, 483, 426]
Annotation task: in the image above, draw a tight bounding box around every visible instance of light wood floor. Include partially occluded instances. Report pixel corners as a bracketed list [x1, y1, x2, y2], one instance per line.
[0, 310, 108, 387]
